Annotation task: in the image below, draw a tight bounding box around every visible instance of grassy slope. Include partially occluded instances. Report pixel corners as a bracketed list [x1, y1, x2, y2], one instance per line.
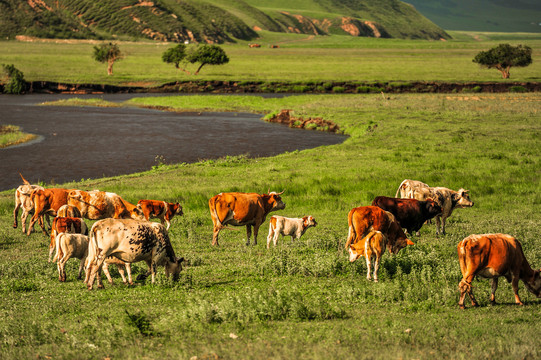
[0, 93, 540, 359]
[2, 34, 541, 86]
[404, 0, 541, 33]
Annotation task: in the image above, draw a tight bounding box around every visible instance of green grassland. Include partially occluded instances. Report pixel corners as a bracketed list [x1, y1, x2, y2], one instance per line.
[0, 125, 37, 148]
[0, 92, 540, 359]
[2, 32, 541, 87]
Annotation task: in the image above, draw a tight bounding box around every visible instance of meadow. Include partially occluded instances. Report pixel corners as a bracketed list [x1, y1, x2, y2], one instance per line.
[0, 91, 540, 359]
[1, 31, 541, 86]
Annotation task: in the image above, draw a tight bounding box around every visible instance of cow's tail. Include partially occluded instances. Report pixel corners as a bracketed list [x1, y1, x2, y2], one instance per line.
[209, 196, 224, 228]
[345, 210, 356, 249]
[395, 179, 408, 198]
[53, 233, 62, 263]
[19, 173, 31, 185]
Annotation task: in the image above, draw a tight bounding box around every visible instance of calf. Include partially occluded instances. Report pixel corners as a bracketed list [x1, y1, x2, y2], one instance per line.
[137, 199, 183, 230]
[457, 233, 541, 309]
[266, 215, 317, 248]
[371, 196, 442, 236]
[56, 204, 82, 218]
[349, 230, 387, 282]
[85, 219, 184, 290]
[55, 233, 132, 284]
[49, 216, 88, 263]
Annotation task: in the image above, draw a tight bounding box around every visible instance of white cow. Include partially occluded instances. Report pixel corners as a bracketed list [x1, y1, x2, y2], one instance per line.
[85, 219, 184, 289]
[12, 174, 46, 234]
[266, 215, 317, 248]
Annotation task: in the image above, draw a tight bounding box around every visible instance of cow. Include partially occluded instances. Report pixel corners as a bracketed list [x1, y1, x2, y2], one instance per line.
[27, 187, 73, 236]
[457, 234, 541, 309]
[68, 190, 145, 221]
[56, 204, 82, 218]
[85, 218, 184, 290]
[49, 216, 88, 262]
[395, 179, 430, 200]
[13, 173, 47, 234]
[346, 206, 414, 281]
[266, 215, 317, 248]
[54, 233, 132, 284]
[248, 43, 261, 48]
[136, 199, 183, 230]
[349, 230, 387, 282]
[371, 196, 442, 236]
[208, 191, 286, 246]
[428, 187, 474, 235]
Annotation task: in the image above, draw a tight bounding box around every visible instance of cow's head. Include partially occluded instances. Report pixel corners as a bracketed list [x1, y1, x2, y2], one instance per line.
[268, 190, 286, 211]
[132, 204, 147, 221]
[348, 240, 365, 262]
[165, 257, 184, 281]
[303, 215, 317, 228]
[425, 198, 443, 217]
[171, 202, 183, 216]
[524, 269, 541, 298]
[386, 220, 414, 254]
[454, 189, 474, 208]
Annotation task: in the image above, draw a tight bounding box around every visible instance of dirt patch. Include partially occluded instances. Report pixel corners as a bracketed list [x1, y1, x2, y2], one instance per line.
[265, 109, 340, 133]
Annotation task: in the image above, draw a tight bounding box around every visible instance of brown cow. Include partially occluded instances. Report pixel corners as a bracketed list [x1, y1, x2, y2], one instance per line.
[27, 188, 73, 236]
[136, 200, 183, 230]
[68, 190, 145, 221]
[209, 191, 286, 246]
[13, 173, 47, 234]
[349, 230, 387, 282]
[346, 206, 414, 281]
[371, 196, 442, 236]
[457, 234, 541, 309]
[49, 216, 88, 262]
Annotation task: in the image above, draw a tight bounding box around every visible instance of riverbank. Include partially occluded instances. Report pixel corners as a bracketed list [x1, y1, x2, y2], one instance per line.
[4, 80, 540, 94]
[0, 125, 37, 148]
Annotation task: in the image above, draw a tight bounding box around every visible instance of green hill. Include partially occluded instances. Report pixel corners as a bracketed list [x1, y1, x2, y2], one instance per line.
[404, 0, 541, 33]
[0, 0, 450, 42]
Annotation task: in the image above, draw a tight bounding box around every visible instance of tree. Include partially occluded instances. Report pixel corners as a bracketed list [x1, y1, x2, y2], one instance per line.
[187, 44, 229, 75]
[473, 43, 532, 79]
[1, 64, 27, 94]
[162, 44, 190, 74]
[93, 43, 123, 76]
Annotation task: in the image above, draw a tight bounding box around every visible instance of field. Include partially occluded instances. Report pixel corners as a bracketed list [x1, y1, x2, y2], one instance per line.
[2, 31, 541, 86]
[1, 91, 540, 359]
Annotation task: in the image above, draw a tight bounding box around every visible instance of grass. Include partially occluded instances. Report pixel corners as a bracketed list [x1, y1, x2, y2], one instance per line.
[2, 32, 541, 86]
[0, 125, 37, 148]
[1, 92, 540, 359]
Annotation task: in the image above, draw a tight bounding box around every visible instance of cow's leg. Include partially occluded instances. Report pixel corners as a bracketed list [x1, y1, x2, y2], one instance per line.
[102, 262, 114, 285]
[124, 263, 133, 285]
[490, 278, 499, 304]
[266, 225, 274, 249]
[26, 213, 39, 236]
[440, 215, 447, 235]
[77, 258, 86, 280]
[246, 225, 252, 246]
[211, 226, 221, 246]
[87, 256, 106, 290]
[37, 214, 48, 236]
[48, 235, 56, 263]
[21, 210, 30, 233]
[365, 247, 373, 281]
[58, 253, 71, 282]
[435, 215, 443, 235]
[373, 254, 380, 282]
[150, 261, 158, 284]
[13, 199, 21, 229]
[458, 277, 478, 309]
[511, 276, 523, 305]
[252, 223, 262, 246]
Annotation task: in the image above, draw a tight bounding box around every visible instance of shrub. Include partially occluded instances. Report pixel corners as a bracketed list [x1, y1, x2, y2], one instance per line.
[1, 64, 27, 94]
[510, 85, 527, 93]
[332, 86, 345, 93]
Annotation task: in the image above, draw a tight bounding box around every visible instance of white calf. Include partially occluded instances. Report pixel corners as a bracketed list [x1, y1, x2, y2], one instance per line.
[267, 215, 317, 248]
[55, 233, 89, 282]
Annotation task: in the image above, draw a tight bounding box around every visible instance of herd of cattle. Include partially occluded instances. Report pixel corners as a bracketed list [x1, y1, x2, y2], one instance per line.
[11, 174, 541, 307]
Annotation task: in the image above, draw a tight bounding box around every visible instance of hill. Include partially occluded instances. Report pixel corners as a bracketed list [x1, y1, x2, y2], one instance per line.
[404, 0, 541, 33]
[0, 0, 450, 42]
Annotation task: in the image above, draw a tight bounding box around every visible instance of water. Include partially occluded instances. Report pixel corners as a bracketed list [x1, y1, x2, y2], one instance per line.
[0, 93, 347, 191]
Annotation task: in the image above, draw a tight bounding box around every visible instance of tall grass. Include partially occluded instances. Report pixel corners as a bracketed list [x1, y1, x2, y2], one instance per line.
[0, 93, 540, 358]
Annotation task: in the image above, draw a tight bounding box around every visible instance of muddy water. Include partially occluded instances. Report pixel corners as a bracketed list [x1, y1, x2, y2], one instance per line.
[0, 94, 347, 191]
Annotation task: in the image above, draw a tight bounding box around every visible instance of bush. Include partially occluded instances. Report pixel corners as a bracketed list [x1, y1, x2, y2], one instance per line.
[332, 86, 345, 93]
[1, 64, 27, 94]
[510, 85, 527, 93]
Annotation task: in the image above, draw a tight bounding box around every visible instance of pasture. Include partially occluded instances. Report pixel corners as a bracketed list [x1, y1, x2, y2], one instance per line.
[1, 31, 541, 86]
[0, 92, 540, 359]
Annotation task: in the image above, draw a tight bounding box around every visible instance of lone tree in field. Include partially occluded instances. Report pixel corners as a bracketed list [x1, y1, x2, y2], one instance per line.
[93, 43, 123, 76]
[187, 44, 229, 75]
[162, 44, 190, 74]
[1, 64, 26, 94]
[473, 43, 532, 79]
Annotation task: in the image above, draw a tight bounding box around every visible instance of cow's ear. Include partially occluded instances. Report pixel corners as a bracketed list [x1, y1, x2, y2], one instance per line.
[137, 203, 142, 209]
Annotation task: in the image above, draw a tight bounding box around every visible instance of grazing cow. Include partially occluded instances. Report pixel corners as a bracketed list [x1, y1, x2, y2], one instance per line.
[349, 230, 387, 282]
[27, 187, 73, 236]
[55, 233, 132, 284]
[248, 43, 261, 48]
[457, 234, 541, 309]
[85, 219, 184, 290]
[56, 204, 82, 218]
[49, 216, 88, 262]
[13, 173, 46, 234]
[371, 196, 442, 236]
[68, 190, 145, 221]
[137, 199, 183, 230]
[428, 187, 474, 235]
[209, 191, 286, 246]
[346, 206, 414, 281]
[395, 179, 430, 200]
[266, 215, 317, 248]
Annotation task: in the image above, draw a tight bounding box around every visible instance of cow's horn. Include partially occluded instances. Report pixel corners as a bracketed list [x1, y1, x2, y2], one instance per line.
[277, 190, 285, 195]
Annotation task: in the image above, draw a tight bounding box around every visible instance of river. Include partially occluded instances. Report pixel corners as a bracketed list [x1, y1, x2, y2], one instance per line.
[0, 93, 347, 191]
